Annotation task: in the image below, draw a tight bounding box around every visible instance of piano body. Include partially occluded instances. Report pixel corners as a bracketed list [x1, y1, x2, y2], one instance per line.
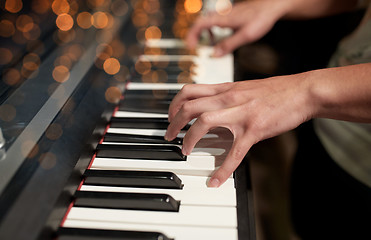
[0, 1, 255, 240]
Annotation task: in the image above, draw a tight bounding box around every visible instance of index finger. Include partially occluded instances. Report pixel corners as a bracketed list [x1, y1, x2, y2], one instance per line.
[185, 13, 229, 49]
[168, 83, 232, 121]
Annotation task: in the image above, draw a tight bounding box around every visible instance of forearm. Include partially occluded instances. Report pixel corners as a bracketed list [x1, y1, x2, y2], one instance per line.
[306, 63, 371, 122]
[267, 0, 359, 19]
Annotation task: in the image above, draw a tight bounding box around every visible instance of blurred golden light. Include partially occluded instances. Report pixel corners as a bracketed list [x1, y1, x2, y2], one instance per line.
[77, 12, 93, 29]
[143, 0, 160, 14]
[0, 20, 16, 37]
[16, 15, 34, 33]
[52, 65, 70, 82]
[92, 11, 108, 29]
[111, 0, 129, 16]
[54, 55, 72, 69]
[45, 123, 63, 140]
[23, 24, 41, 40]
[154, 69, 168, 83]
[22, 140, 39, 158]
[216, 0, 232, 15]
[132, 10, 149, 27]
[3, 68, 21, 86]
[88, 0, 106, 8]
[144, 47, 163, 55]
[152, 89, 170, 100]
[39, 152, 57, 169]
[106, 13, 115, 29]
[31, 0, 51, 14]
[145, 26, 161, 40]
[21, 65, 39, 79]
[52, 0, 70, 15]
[0, 104, 16, 121]
[12, 30, 27, 44]
[103, 58, 120, 75]
[0, 48, 13, 65]
[69, 1, 79, 16]
[142, 71, 157, 83]
[55, 29, 76, 44]
[135, 60, 151, 75]
[105, 86, 122, 103]
[184, 0, 202, 14]
[177, 71, 193, 83]
[5, 0, 23, 13]
[23, 53, 40, 71]
[56, 13, 74, 31]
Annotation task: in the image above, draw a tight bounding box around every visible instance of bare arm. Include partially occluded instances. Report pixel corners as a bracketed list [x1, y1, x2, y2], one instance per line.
[165, 63, 371, 187]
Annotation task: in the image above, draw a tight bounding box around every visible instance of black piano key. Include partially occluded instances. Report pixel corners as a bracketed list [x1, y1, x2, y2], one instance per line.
[118, 99, 169, 114]
[130, 75, 188, 84]
[57, 227, 172, 240]
[110, 117, 170, 129]
[103, 133, 183, 145]
[74, 191, 180, 212]
[96, 144, 186, 161]
[83, 169, 183, 189]
[109, 117, 190, 130]
[144, 47, 196, 56]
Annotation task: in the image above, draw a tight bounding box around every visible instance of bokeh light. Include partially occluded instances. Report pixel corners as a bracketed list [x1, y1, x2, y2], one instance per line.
[52, 0, 70, 15]
[145, 26, 162, 40]
[77, 12, 93, 29]
[45, 123, 63, 140]
[0, 20, 16, 37]
[184, 0, 202, 14]
[0, 48, 13, 65]
[38, 152, 57, 169]
[5, 0, 23, 13]
[103, 57, 120, 75]
[92, 11, 109, 29]
[105, 86, 122, 103]
[0, 104, 17, 122]
[3, 68, 21, 86]
[56, 13, 74, 31]
[52, 65, 70, 82]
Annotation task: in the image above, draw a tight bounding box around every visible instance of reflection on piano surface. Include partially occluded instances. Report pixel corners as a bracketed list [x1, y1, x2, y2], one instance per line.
[0, 1, 255, 239]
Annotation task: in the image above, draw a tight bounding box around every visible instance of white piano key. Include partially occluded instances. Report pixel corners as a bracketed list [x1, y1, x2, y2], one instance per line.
[193, 46, 234, 84]
[139, 54, 195, 62]
[79, 182, 236, 206]
[101, 141, 226, 156]
[63, 220, 238, 240]
[114, 111, 168, 118]
[67, 205, 237, 228]
[145, 38, 186, 48]
[126, 82, 184, 90]
[91, 155, 230, 177]
[107, 127, 219, 139]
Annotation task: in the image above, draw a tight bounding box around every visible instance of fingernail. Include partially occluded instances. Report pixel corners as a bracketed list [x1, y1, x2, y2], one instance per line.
[164, 133, 169, 141]
[208, 178, 220, 188]
[213, 47, 223, 57]
[182, 146, 188, 155]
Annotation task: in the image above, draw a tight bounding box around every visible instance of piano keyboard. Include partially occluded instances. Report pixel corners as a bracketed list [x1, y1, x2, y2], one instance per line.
[58, 38, 238, 240]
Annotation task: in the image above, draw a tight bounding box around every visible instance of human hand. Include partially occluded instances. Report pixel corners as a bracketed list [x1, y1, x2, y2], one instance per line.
[165, 75, 314, 187]
[186, 0, 290, 57]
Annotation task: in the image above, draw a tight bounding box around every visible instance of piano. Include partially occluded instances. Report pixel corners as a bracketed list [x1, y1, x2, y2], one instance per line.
[0, 1, 255, 239]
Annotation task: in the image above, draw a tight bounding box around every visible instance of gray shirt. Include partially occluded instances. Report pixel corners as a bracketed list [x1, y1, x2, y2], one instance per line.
[314, 3, 371, 187]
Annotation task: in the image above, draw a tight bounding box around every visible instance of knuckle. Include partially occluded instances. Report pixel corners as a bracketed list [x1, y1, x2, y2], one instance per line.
[181, 101, 194, 115]
[198, 112, 214, 125]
